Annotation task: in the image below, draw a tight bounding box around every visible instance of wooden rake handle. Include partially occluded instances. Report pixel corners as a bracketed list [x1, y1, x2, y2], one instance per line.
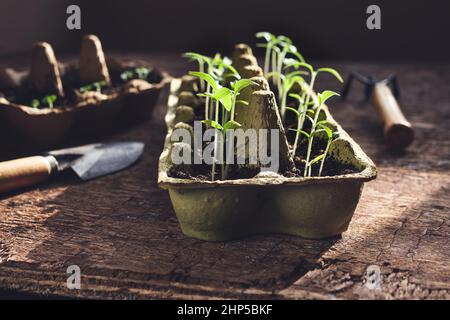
[372, 83, 414, 149]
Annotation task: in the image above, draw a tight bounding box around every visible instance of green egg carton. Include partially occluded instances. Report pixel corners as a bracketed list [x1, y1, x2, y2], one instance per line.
[158, 77, 377, 241]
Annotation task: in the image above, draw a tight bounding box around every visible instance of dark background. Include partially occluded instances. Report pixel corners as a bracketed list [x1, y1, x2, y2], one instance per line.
[0, 0, 449, 61]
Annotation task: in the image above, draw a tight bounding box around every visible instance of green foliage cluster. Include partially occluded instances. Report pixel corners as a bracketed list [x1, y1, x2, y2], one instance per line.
[179, 33, 345, 179]
[79, 80, 108, 93]
[256, 32, 344, 177]
[183, 53, 255, 180]
[30, 94, 57, 109]
[120, 67, 151, 82]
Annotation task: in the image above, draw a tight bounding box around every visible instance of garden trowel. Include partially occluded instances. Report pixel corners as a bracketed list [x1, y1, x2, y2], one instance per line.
[0, 142, 144, 193]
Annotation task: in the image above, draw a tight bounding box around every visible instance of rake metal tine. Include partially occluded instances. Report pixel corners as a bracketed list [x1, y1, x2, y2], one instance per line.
[353, 72, 371, 84]
[386, 73, 401, 99]
[341, 73, 355, 100]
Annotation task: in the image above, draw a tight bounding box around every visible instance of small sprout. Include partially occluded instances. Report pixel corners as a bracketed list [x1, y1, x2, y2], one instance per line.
[283, 60, 343, 158]
[301, 90, 340, 177]
[183, 52, 212, 91]
[79, 84, 92, 93]
[135, 67, 150, 80]
[31, 99, 40, 108]
[308, 153, 325, 166]
[80, 80, 107, 93]
[120, 70, 134, 81]
[185, 53, 241, 121]
[317, 124, 336, 177]
[190, 70, 254, 181]
[256, 32, 305, 108]
[30, 95, 58, 109]
[92, 80, 107, 92]
[176, 33, 346, 179]
[42, 94, 57, 109]
[255, 32, 277, 75]
[120, 67, 152, 82]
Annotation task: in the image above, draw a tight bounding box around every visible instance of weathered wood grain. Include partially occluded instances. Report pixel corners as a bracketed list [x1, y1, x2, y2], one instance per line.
[0, 54, 448, 299]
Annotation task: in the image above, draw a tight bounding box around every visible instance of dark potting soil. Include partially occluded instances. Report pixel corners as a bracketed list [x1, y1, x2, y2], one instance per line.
[167, 144, 359, 181]
[167, 128, 360, 181]
[168, 162, 261, 181]
[0, 65, 162, 109]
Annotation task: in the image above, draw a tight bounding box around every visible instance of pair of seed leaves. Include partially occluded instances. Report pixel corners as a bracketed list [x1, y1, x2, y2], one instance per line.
[190, 71, 255, 134]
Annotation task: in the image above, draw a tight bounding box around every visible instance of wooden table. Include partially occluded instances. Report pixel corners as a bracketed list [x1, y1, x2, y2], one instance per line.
[0, 54, 449, 299]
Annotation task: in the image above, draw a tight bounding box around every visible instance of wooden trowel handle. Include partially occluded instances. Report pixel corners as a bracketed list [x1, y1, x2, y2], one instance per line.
[0, 156, 58, 194]
[372, 83, 414, 149]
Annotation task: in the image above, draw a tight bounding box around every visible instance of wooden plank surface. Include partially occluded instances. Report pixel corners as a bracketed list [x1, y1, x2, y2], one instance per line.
[0, 54, 449, 299]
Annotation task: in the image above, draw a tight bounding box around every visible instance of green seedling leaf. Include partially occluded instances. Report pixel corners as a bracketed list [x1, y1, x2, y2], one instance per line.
[211, 55, 241, 82]
[316, 119, 333, 126]
[309, 153, 325, 166]
[317, 90, 340, 105]
[223, 72, 240, 81]
[317, 67, 344, 83]
[288, 93, 304, 104]
[286, 70, 309, 78]
[189, 71, 218, 91]
[280, 42, 304, 60]
[80, 84, 92, 93]
[120, 67, 151, 81]
[80, 80, 107, 93]
[202, 120, 223, 131]
[224, 64, 239, 76]
[305, 114, 315, 124]
[31, 99, 40, 108]
[232, 79, 255, 93]
[285, 61, 313, 74]
[287, 44, 297, 53]
[236, 100, 249, 106]
[42, 94, 57, 109]
[290, 50, 305, 63]
[283, 58, 299, 67]
[135, 67, 150, 79]
[220, 93, 233, 112]
[285, 75, 305, 92]
[318, 123, 333, 139]
[277, 35, 293, 44]
[256, 32, 275, 42]
[310, 129, 328, 138]
[183, 52, 211, 63]
[265, 71, 284, 81]
[289, 128, 310, 139]
[287, 74, 305, 83]
[93, 80, 107, 92]
[223, 120, 241, 132]
[211, 53, 222, 64]
[213, 87, 231, 101]
[120, 70, 134, 81]
[221, 56, 231, 65]
[286, 107, 300, 118]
